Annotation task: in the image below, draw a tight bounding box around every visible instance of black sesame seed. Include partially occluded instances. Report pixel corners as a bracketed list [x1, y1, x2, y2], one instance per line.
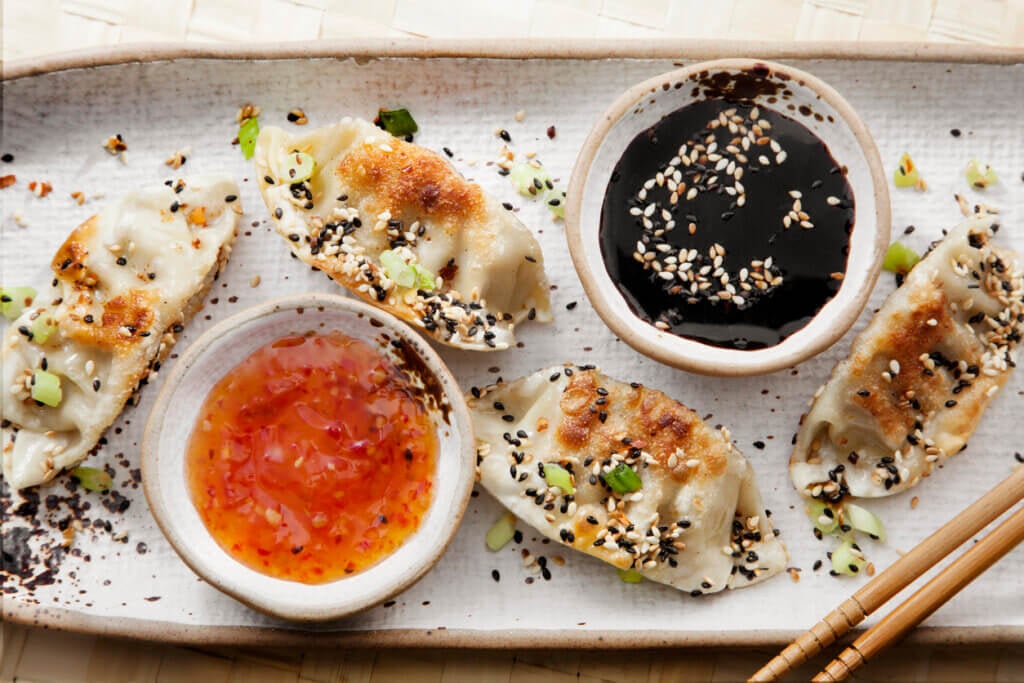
[93, 379, 101, 392]
[116, 257, 127, 266]
[1, 153, 13, 162]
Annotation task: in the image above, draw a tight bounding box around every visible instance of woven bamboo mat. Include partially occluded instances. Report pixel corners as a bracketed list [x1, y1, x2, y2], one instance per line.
[2, 0, 1023, 60]
[2, 1, 1024, 681]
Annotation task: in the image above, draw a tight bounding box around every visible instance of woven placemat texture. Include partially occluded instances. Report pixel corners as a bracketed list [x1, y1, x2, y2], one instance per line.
[2, 0, 1023, 60]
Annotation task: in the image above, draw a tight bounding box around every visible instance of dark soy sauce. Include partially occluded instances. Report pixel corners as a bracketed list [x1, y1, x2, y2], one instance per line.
[600, 98, 855, 350]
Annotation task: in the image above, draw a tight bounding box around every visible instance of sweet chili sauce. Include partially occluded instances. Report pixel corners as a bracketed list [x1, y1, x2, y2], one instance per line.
[185, 331, 436, 583]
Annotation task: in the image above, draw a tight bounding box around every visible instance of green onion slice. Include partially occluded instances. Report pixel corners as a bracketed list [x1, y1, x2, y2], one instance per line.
[1, 286, 36, 320]
[882, 242, 920, 275]
[238, 117, 260, 160]
[509, 162, 553, 198]
[542, 463, 575, 495]
[831, 539, 867, 576]
[30, 312, 58, 345]
[844, 503, 885, 541]
[31, 369, 62, 407]
[377, 108, 418, 137]
[617, 568, 643, 583]
[545, 187, 566, 220]
[71, 466, 113, 493]
[485, 511, 517, 551]
[380, 250, 436, 290]
[410, 263, 437, 291]
[604, 463, 642, 494]
[893, 152, 920, 188]
[806, 500, 839, 535]
[965, 159, 998, 189]
[280, 150, 315, 183]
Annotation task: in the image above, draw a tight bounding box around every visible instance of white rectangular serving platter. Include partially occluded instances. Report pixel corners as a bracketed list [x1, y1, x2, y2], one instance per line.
[2, 40, 1023, 648]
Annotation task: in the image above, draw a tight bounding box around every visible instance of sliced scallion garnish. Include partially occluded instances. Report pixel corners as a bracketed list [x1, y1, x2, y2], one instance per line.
[604, 463, 642, 494]
[545, 187, 566, 220]
[806, 500, 839, 535]
[379, 250, 436, 290]
[844, 503, 885, 541]
[30, 312, 58, 345]
[617, 568, 643, 584]
[238, 116, 260, 160]
[542, 463, 574, 495]
[893, 152, 920, 188]
[71, 466, 113, 493]
[1, 286, 36, 320]
[485, 511, 517, 551]
[280, 150, 315, 183]
[965, 159, 998, 189]
[830, 539, 867, 576]
[410, 263, 437, 291]
[30, 369, 62, 407]
[509, 162, 553, 198]
[882, 242, 920, 275]
[377, 108, 418, 137]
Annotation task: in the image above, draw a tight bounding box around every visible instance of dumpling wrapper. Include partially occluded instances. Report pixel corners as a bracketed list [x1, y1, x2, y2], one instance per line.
[2, 176, 241, 489]
[470, 365, 787, 594]
[791, 215, 1022, 500]
[253, 117, 552, 351]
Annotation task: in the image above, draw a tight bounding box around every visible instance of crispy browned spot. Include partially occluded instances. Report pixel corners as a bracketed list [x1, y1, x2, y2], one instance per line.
[64, 288, 157, 352]
[850, 286, 956, 442]
[636, 389, 728, 480]
[336, 140, 485, 230]
[556, 371, 599, 448]
[556, 370, 728, 482]
[52, 216, 100, 286]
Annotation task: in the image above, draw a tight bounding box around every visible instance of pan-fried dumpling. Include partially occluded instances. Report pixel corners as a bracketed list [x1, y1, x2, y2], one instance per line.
[791, 215, 1022, 501]
[253, 117, 552, 351]
[2, 176, 241, 489]
[470, 365, 787, 594]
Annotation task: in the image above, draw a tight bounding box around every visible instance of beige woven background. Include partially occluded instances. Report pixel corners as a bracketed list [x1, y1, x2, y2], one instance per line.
[2, 0, 1024, 61]
[2, 1, 1024, 681]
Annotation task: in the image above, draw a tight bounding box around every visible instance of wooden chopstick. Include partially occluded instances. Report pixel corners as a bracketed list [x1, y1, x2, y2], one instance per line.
[750, 465, 1024, 682]
[813, 503, 1024, 681]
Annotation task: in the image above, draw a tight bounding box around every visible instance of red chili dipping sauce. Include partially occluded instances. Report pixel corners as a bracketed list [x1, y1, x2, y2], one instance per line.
[186, 331, 436, 583]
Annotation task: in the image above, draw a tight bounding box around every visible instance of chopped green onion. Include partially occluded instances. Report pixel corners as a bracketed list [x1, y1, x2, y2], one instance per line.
[377, 108, 418, 137]
[893, 152, 920, 188]
[71, 466, 113, 493]
[379, 250, 416, 288]
[410, 263, 437, 291]
[509, 162, 553, 198]
[604, 463, 642, 494]
[30, 312, 58, 345]
[238, 117, 260, 160]
[882, 242, 920, 275]
[542, 463, 575, 495]
[30, 369, 62, 407]
[617, 568, 643, 584]
[830, 539, 867, 576]
[279, 150, 315, 183]
[965, 159, 998, 189]
[844, 503, 885, 541]
[807, 500, 840, 535]
[545, 187, 566, 220]
[485, 511, 517, 551]
[1, 286, 36, 320]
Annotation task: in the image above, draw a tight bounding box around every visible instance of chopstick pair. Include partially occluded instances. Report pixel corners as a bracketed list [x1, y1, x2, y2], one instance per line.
[751, 465, 1024, 682]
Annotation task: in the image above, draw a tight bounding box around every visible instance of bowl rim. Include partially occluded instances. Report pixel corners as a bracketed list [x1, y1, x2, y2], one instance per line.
[140, 292, 476, 622]
[564, 57, 891, 376]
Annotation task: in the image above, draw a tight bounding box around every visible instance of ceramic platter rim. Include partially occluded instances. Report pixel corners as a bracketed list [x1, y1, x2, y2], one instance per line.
[3, 39, 1023, 648]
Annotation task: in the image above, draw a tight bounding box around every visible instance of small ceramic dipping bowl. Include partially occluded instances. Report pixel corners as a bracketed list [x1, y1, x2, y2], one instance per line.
[141, 294, 475, 622]
[566, 58, 890, 376]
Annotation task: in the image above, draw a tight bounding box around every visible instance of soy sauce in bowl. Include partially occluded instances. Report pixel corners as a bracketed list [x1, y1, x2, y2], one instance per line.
[600, 98, 855, 350]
